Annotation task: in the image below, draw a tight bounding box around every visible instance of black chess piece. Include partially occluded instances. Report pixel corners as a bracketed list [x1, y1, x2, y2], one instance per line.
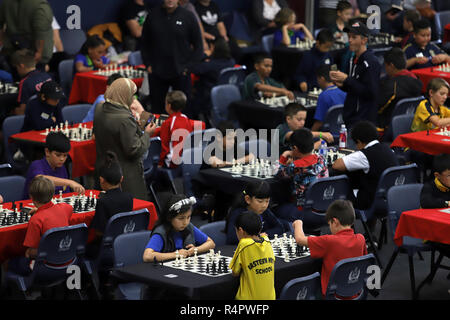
[206, 264, 210, 274]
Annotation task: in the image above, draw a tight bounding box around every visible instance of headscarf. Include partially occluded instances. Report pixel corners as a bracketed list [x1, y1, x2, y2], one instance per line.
[104, 78, 137, 109]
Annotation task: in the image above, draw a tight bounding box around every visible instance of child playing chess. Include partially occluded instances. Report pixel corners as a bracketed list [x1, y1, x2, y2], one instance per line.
[86, 151, 133, 258]
[7, 176, 73, 276]
[243, 53, 294, 100]
[143, 194, 215, 262]
[411, 78, 450, 132]
[74, 35, 111, 74]
[420, 154, 450, 209]
[225, 181, 285, 245]
[229, 210, 276, 300]
[292, 199, 367, 298]
[23, 132, 85, 199]
[330, 1, 353, 43]
[272, 7, 313, 47]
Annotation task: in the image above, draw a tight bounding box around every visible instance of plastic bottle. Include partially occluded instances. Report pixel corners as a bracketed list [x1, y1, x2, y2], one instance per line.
[339, 124, 347, 149]
[319, 140, 328, 159]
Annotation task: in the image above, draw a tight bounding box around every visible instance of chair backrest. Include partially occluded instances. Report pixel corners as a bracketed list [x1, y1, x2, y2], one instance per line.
[62, 104, 92, 124]
[279, 272, 321, 300]
[143, 137, 161, 172]
[199, 221, 227, 246]
[325, 253, 376, 300]
[211, 84, 241, 124]
[386, 183, 423, 239]
[238, 139, 272, 160]
[128, 51, 143, 66]
[217, 66, 247, 87]
[434, 11, 450, 41]
[322, 104, 344, 135]
[303, 175, 351, 213]
[59, 29, 87, 56]
[391, 114, 414, 140]
[392, 96, 424, 118]
[181, 147, 203, 197]
[314, 28, 325, 38]
[0, 175, 26, 202]
[58, 59, 74, 96]
[2, 115, 25, 167]
[261, 34, 274, 53]
[113, 230, 152, 268]
[0, 163, 12, 177]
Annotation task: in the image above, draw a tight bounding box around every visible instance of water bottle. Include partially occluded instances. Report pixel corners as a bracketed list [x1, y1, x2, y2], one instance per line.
[319, 140, 328, 160]
[339, 124, 347, 149]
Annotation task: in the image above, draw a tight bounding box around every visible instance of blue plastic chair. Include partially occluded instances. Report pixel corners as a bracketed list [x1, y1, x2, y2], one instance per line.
[58, 59, 74, 97]
[217, 66, 247, 89]
[210, 84, 242, 126]
[0, 163, 13, 177]
[199, 221, 227, 246]
[279, 272, 321, 300]
[321, 104, 344, 138]
[59, 29, 87, 56]
[6, 223, 88, 299]
[128, 51, 143, 66]
[2, 115, 26, 172]
[181, 147, 203, 197]
[0, 175, 26, 202]
[434, 10, 450, 42]
[391, 96, 424, 118]
[143, 137, 161, 182]
[381, 183, 432, 300]
[325, 253, 377, 300]
[238, 139, 272, 160]
[62, 104, 92, 124]
[113, 230, 151, 300]
[392, 114, 415, 141]
[261, 34, 274, 53]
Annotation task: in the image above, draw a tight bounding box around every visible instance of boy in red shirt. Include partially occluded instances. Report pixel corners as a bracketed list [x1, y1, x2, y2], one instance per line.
[158, 90, 195, 169]
[7, 176, 73, 276]
[292, 199, 367, 297]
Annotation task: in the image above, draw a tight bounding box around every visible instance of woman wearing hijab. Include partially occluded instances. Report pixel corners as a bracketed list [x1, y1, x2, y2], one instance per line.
[93, 78, 157, 200]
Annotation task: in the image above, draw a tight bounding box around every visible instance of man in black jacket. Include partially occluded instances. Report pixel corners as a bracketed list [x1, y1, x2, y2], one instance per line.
[141, 0, 203, 114]
[329, 21, 381, 128]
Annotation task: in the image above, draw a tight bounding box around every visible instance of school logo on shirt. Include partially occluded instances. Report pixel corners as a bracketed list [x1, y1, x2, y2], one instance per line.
[323, 186, 335, 201]
[394, 174, 406, 186]
[123, 220, 136, 233]
[296, 287, 308, 300]
[58, 235, 72, 252]
[348, 267, 361, 284]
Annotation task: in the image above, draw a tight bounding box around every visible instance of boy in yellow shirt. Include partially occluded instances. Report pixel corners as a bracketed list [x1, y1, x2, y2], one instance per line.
[229, 211, 276, 300]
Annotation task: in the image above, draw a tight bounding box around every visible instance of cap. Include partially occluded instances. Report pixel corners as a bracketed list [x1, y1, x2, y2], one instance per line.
[344, 21, 370, 37]
[40, 81, 65, 100]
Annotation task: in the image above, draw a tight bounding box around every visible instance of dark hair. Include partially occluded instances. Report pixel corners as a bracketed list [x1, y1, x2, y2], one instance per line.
[290, 128, 314, 154]
[154, 193, 194, 229]
[216, 120, 236, 137]
[284, 103, 306, 118]
[350, 121, 379, 144]
[413, 18, 431, 33]
[231, 181, 271, 210]
[316, 28, 334, 44]
[107, 73, 123, 86]
[383, 47, 407, 70]
[337, 0, 352, 12]
[234, 211, 262, 236]
[433, 154, 450, 174]
[316, 64, 332, 82]
[80, 35, 105, 55]
[166, 90, 187, 111]
[29, 176, 55, 204]
[211, 38, 232, 60]
[325, 200, 355, 226]
[254, 53, 272, 65]
[99, 151, 123, 185]
[404, 9, 421, 24]
[11, 49, 36, 68]
[45, 132, 71, 153]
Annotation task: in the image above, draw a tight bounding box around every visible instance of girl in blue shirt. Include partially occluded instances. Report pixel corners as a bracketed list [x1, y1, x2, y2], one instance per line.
[143, 194, 215, 262]
[74, 35, 111, 74]
[273, 7, 313, 47]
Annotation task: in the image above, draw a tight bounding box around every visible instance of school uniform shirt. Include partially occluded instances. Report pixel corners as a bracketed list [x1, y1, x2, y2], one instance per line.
[314, 85, 347, 122]
[340, 49, 381, 128]
[194, 0, 223, 38]
[145, 225, 208, 252]
[420, 178, 450, 209]
[293, 46, 333, 90]
[243, 71, 284, 100]
[21, 96, 64, 132]
[73, 54, 110, 73]
[159, 111, 195, 168]
[229, 236, 276, 300]
[23, 158, 69, 200]
[308, 228, 367, 296]
[23, 202, 73, 249]
[403, 41, 445, 70]
[411, 99, 450, 132]
[273, 29, 305, 47]
[17, 69, 52, 105]
[401, 32, 414, 49]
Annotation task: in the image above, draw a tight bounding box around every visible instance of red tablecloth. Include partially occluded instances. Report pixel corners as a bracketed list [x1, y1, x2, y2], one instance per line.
[391, 129, 450, 155]
[69, 70, 144, 104]
[0, 190, 158, 263]
[411, 66, 450, 93]
[394, 208, 450, 247]
[444, 24, 450, 44]
[10, 122, 96, 178]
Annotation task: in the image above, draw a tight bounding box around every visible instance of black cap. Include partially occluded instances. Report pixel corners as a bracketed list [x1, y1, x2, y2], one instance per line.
[40, 81, 65, 100]
[344, 21, 370, 37]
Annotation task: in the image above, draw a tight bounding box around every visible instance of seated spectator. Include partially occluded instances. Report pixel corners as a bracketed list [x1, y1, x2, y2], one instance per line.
[273, 8, 313, 47]
[249, 0, 288, 36]
[121, 0, 149, 52]
[74, 35, 111, 74]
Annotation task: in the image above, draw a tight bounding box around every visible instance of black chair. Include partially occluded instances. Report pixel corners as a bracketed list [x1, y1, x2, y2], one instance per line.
[321, 104, 344, 139]
[2, 115, 26, 173]
[279, 272, 321, 300]
[181, 147, 203, 197]
[199, 221, 227, 247]
[0, 175, 26, 202]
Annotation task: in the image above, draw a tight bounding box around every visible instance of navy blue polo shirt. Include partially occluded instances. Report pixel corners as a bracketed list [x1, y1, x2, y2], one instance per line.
[294, 46, 333, 89]
[314, 85, 347, 122]
[17, 70, 52, 105]
[21, 96, 64, 132]
[404, 41, 444, 70]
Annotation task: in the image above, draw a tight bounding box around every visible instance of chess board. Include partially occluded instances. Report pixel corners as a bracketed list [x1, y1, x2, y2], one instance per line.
[434, 128, 450, 137]
[288, 39, 345, 51]
[314, 147, 353, 166]
[220, 159, 278, 179]
[52, 191, 98, 214]
[0, 82, 18, 94]
[270, 234, 310, 261]
[0, 205, 31, 228]
[165, 250, 232, 277]
[94, 65, 145, 79]
[257, 95, 292, 107]
[434, 63, 450, 73]
[40, 122, 93, 142]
